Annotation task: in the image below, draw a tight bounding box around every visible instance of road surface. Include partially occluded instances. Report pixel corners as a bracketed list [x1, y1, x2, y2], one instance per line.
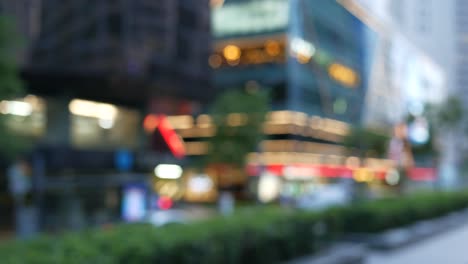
[368, 223, 468, 264]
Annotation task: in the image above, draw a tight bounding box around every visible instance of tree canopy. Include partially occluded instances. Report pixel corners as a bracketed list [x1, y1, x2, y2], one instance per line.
[205, 88, 269, 167]
[426, 96, 463, 129]
[0, 16, 25, 159]
[343, 126, 390, 158]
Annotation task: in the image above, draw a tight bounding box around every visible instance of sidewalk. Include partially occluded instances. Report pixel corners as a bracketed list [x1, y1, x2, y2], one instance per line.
[367, 223, 468, 264]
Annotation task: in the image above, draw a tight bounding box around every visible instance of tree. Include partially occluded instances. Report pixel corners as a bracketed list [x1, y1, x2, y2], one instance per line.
[0, 16, 26, 159]
[426, 96, 465, 187]
[204, 88, 269, 214]
[343, 126, 390, 158]
[206, 88, 269, 168]
[426, 96, 463, 129]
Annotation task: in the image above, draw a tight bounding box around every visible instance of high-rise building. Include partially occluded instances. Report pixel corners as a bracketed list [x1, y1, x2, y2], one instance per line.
[198, 1, 369, 169]
[27, 0, 212, 105]
[338, 0, 446, 128]
[0, 0, 42, 65]
[212, 0, 366, 124]
[0, 0, 213, 234]
[339, 0, 457, 187]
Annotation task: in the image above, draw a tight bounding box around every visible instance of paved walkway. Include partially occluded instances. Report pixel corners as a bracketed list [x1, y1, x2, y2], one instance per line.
[368, 223, 468, 264]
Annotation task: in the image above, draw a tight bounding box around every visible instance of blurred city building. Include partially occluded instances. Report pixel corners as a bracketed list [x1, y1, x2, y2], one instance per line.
[0, 0, 213, 233]
[339, 0, 456, 188]
[203, 0, 440, 202]
[0, 0, 42, 65]
[27, 0, 212, 105]
[212, 0, 366, 124]
[0, 0, 447, 236]
[201, 0, 403, 202]
[208, 0, 367, 164]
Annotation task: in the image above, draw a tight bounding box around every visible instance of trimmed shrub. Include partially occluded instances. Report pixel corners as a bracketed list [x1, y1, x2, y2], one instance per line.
[1, 191, 468, 263]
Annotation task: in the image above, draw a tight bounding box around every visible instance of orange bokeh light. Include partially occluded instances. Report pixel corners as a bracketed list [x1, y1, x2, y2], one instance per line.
[143, 114, 159, 133]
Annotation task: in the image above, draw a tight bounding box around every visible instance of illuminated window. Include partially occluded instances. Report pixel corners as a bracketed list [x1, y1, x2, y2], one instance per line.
[0, 95, 46, 138]
[214, 38, 286, 67]
[70, 99, 140, 149]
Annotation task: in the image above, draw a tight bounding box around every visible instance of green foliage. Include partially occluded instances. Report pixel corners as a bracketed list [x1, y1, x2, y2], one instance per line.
[0, 16, 25, 159]
[2, 191, 468, 263]
[343, 127, 390, 157]
[426, 96, 463, 129]
[0, 16, 23, 98]
[206, 88, 269, 167]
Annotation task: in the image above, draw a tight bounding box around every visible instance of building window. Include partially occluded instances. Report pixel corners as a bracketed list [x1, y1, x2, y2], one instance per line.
[69, 99, 140, 149]
[0, 95, 46, 138]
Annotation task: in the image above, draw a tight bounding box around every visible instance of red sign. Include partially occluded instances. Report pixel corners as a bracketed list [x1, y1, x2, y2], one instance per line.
[158, 115, 186, 159]
[252, 164, 388, 180]
[263, 164, 355, 178]
[143, 114, 186, 159]
[407, 168, 437, 181]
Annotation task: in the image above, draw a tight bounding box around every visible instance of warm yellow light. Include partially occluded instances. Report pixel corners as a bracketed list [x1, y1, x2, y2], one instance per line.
[353, 168, 374, 183]
[310, 116, 323, 130]
[292, 112, 308, 126]
[223, 45, 241, 61]
[69, 99, 118, 120]
[268, 111, 294, 125]
[296, 54, 311, 64]
[209, 54, 223, 68]
[328, 63, 359, 87]
[198, 127, 216, 137]
[262, 124, 292, 135]
[154, 180, 183, 200]
[265, 40, 281, 57]
[346, 157, 361, 168]
[166, 115, 194, 130]
[185, 142, 209, 155]
[197, 114, 213, 128]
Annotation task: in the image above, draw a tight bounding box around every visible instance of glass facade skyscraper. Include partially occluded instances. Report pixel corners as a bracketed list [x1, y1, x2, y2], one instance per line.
[288, 0, 366, 124]
[212, 0, 367, 125]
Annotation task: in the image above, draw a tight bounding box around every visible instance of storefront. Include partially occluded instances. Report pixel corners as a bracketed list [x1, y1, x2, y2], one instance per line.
[246, 160, 437, 203]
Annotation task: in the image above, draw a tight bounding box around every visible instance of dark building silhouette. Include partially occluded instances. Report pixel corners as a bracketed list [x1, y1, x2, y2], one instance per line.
[26, 0, 213, 106]
[0, 0, 213, 235]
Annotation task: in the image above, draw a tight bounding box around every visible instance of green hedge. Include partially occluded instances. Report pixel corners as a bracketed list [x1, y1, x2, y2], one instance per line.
[1, 191, 468, 264]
